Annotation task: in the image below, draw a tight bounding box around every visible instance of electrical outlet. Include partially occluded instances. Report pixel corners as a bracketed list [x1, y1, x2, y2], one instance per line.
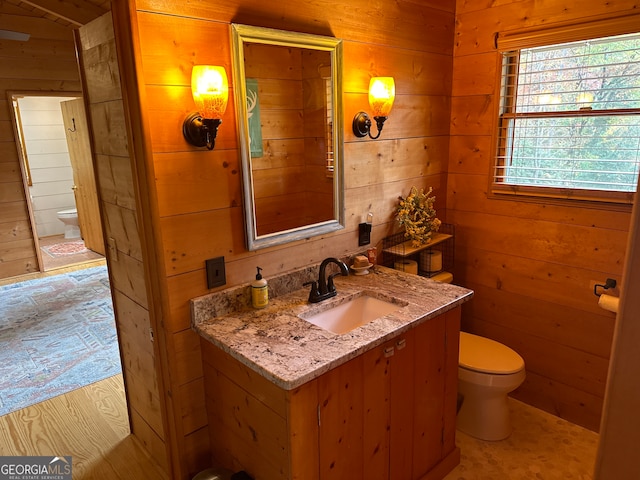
[206, 257, 226, 289]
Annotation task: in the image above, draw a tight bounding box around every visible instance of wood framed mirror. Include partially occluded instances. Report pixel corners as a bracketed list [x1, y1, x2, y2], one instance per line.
[231, 23, 344, 251]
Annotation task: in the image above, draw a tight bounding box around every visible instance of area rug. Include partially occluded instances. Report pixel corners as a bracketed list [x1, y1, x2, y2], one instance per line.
[42, 240, 89, 257]
[0, 265, 121, 416]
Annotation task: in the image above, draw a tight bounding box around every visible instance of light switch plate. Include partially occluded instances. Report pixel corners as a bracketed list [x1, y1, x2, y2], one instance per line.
[206, 257, 226, 289]
[358, 222, 372, 246]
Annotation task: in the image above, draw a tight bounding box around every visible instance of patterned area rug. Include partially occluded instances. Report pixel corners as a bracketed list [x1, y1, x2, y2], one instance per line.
[42, 240, 89, 257]
[0, 265, 121, 416]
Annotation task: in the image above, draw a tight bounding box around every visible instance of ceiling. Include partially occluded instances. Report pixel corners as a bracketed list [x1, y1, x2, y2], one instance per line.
[4, 0, 110, 29]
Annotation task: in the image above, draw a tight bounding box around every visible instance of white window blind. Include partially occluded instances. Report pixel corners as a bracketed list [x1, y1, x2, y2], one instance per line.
[494, 32, 640, 202]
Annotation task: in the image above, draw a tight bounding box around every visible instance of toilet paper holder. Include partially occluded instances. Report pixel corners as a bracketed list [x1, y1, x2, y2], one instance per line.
[594, 278, 617, 297]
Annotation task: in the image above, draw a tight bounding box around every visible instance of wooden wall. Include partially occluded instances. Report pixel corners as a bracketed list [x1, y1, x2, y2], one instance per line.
[113, 0, 455, 477]
[1, 2, 169, 475]
[76, 12, 168, 473]
[450, 0, 637, 431]
[0, 3, 81, 279]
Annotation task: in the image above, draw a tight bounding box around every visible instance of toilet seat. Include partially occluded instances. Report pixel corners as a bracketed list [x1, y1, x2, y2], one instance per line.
[58, 208, 77, 218]
[459, 331, 524, 375]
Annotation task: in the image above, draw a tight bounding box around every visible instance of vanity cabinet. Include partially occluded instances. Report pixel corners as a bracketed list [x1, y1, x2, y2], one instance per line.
[200, 307, 461, 480]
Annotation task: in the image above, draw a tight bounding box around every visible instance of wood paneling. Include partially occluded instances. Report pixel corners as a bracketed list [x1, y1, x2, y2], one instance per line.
[450, 0, 638, 431]
[77, 10, 168, 474]
[0, 3, 78, 279]
[135, 0, 454, 56]
[1, 1, 170, 478]
[121, 1, 456, 477]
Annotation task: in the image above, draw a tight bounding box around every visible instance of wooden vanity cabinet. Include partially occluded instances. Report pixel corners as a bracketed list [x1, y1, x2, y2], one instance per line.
[200, 307, 461, 480]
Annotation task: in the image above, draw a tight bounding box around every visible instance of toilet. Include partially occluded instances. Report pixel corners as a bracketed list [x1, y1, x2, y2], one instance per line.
[457, 331, 525, 441]
[57, 208, 81, 239]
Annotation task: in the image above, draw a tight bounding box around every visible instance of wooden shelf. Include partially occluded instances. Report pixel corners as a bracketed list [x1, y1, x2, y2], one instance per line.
[382, 232, 453, 257]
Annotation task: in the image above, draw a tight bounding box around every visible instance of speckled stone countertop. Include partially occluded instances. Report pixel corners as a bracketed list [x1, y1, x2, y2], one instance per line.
[191, 265, 473, 390]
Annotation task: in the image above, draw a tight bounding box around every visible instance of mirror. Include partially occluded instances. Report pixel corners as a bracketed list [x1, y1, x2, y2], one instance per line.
[231, 24, 344, 251]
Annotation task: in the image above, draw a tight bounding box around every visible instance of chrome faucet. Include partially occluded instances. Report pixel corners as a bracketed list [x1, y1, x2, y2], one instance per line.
[304, 257, 349, 303]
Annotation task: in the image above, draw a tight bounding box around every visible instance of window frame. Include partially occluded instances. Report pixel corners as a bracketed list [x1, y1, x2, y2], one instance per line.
[490, 14, 640, 206]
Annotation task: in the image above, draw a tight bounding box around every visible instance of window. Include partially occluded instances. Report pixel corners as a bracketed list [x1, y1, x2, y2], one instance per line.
[494, 31, 640, 203]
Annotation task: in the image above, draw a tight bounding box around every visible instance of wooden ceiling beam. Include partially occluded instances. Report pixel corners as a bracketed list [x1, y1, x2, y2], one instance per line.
[19, 0, 107, 26]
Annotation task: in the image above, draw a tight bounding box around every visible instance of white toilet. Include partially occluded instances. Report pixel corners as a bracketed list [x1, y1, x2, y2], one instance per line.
[57, 208, 81, 239]
[457, 331, 525, 441]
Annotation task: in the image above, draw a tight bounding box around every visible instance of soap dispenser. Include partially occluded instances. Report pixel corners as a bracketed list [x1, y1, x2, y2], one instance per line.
[251, 267, 268, 309]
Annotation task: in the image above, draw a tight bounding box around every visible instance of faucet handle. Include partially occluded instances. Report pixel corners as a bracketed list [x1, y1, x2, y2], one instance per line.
[303, 281, 320, 302]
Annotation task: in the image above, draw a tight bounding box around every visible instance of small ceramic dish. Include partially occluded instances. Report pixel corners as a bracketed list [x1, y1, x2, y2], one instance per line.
[350, 263, 373, 275]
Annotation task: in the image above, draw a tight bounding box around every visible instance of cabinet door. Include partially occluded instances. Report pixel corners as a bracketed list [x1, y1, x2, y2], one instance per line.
[362, 338, 393, 478]
[317, 310, 458, 480]
[412, 315, 447, 475]
[442, 308, 461, 456]
[318, 334, 410, 480]
[389, 330, 416, 479]
[318, 354, 365, 479]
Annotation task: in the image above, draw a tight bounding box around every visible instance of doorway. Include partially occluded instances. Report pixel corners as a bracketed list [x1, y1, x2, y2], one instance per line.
[5, 92, 120, 408]
[10, 93, 105, 272]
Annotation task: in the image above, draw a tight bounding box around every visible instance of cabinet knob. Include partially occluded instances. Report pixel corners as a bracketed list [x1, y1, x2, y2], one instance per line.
[396, 338, 406, 350]
[384, 346, 395, 358]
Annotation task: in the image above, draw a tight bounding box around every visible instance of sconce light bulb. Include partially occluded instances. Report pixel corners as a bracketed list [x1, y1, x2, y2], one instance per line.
[183, 66, 228, 150]
[191, 65, 229, 119]
[368, 77, 395, 117]
[577, 91, 594, 109]
[352, 76, 395, 140]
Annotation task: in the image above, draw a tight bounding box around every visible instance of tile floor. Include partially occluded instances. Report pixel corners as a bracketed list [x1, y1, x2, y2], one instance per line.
[445, 398, 599, 480]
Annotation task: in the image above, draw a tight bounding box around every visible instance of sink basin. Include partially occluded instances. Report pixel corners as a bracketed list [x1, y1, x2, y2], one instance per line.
[299, 293, 406, 334]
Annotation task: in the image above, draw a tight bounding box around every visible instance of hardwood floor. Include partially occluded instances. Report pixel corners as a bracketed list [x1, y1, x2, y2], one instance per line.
[0, 258, 107, 287]
[0, 374, 167, 480]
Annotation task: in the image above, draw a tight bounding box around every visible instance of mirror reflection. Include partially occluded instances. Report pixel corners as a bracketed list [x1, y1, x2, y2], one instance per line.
[231, 24, 344, 250]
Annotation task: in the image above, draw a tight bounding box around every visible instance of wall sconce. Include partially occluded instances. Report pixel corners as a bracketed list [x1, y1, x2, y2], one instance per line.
[352, 77, 395, 139]
[577, 92, 594, 110]
[183, 65, 229, 150]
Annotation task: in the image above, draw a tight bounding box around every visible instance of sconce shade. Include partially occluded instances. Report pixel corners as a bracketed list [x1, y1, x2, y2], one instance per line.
[577, 92, 594, 108]
[191, 65, 229, 119]
[368, 77, 395, 117]
[353, 76, 396, 140]
[184, 65, 228, 150]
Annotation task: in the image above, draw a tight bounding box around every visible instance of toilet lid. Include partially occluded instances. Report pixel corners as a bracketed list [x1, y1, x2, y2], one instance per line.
[58, 208, 77, 215]
[459, 332, 524, 374]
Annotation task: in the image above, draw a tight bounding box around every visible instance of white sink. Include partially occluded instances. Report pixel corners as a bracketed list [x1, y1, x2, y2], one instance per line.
[299, 293, 406, 334]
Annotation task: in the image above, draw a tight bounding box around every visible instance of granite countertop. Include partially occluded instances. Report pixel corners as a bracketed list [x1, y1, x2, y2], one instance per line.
[191, 265, 473, 390]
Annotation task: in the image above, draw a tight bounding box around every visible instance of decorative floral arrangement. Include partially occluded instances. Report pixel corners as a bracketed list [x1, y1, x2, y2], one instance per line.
[396, 186, 441, 247]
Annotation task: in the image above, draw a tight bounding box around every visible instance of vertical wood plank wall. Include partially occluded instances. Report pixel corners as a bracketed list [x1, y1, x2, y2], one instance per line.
[450, 0, 637, 431]
[76, 12, 168, 472]
[0, 4, 81, 278]
[118, 0, 455, 477]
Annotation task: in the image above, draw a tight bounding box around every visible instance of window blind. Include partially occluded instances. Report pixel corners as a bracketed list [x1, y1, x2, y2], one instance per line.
[494, 31, 640, 200]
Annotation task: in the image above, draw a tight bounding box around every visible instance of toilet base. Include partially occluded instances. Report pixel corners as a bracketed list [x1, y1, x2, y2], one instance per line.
[64, 225, 81, 239]
[457, 390, 513, 441]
